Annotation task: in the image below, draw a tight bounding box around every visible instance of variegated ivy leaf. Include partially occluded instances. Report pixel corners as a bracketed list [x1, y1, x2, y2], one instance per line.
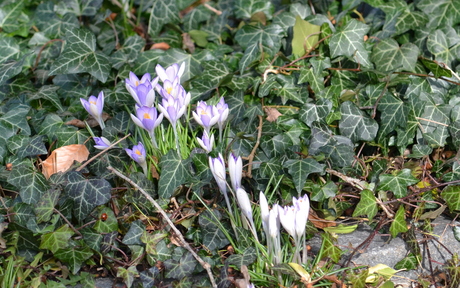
[148, 0, 180, 37]
[0, 1, 26, 35]
[164, 252, 198, 279]
[0, 35, 20, 64]
[49, 28, 111, 82]
[390, 206, 408, 238]
[234, 0, 274, 20]
[329, 19, 371, 67]
[8, 164, 49, 205]
[377, 92, 408, 139]
[39, 224, 74, 253]
[158, 150, 191, 199]
[378, 169, 419, 198]
[284, 158, 325, 194]
[159, 48, 209, 82]
[371, 38, 419, 72]
[352, 190, 378, 221]
[427, 29, 460, 67]
[418, 92, 450, 147]
[34, 2, 79, 38]
[441, 185, 460, 212]
[110, 35, 146, 70]
[417, 0, 460, 29]
[55, 0, 102, 17]
[339, 101, 378, 142]
[54, 245, 93, 275]
[65, 172, 112, 222]
[234, 23, 285, 55]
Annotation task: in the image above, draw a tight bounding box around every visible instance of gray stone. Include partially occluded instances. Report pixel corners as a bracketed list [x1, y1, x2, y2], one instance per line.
[310, 216, 460, 287]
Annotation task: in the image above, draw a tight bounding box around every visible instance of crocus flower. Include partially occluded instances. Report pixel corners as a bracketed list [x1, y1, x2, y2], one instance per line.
[93, 137, 111, 150]
[293, 195, 310, 238]
[278, 204, 297, 238]
[260, 191, 270, 235]
[269, 204, 280, 240]
[125, 142, 148, 175]
[228, 153, 242, 191]
[130, 106, 163, 148]
[157, 77, 181, 98]
[209, 153, 227, 194]
[193, 101, 219, 133]
[196, 130, 214, 153]
[80, 91, 105, 129]
[236, 187, 259, 242]
[156, 62, 185, 83]
[125, 72, 158, 107]
[215, 97, 229, 128]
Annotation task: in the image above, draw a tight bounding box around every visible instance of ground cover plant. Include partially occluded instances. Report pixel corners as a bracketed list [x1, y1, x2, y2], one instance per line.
[1, 0, 460, 287]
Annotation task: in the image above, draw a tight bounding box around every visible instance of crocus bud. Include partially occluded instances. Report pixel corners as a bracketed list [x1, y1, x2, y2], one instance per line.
[236, 187, 253, 221]
[93, 137, 111, 150]
[209, 153, 227, 194]
[260, 191, 270, 234]
[228, 152, 242, 191]
[80, 91, 105, 129]
[278, 204, 296, 238]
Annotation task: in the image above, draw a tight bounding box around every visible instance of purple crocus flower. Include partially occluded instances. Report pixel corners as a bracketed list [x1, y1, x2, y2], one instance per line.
[130, 106, 164, 148]
[228, 152, 242, 191]
[80, 91, 105, 129]
[156, 62, 185, 83]
[215, 97, 229, 127]
[93, 137, 111, 150]
[156, 77, 181, 98]
[209, 153, 227, 195]
[196, 130, 214, 153]
[192, 101, 219, 133]
[125, 142, 148, 175]
[125, 72, 158, 107]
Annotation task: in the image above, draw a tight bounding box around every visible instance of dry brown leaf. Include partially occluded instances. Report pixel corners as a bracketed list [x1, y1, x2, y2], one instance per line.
[309, 209, 337, 229]
[42, 144, 90, 179]
[264, 107, 282, 122]
[182, 33, 195, 53]
[65, 119, 86, 128]
[150, 42, 170, 50]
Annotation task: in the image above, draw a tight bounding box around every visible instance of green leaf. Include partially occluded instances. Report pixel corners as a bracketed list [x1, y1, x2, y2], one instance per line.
[65, 172, 112, 222]
[29, 85, 63, 111]
[225, 247, 257, 267]
[329, 19, 371, 67]
[164, 252, 198, 279]
[310, 181, 337, 202]
[321, 232, 341, 263]
[378, 169, 418, 198]
[34, 2, 79, 38]
[377, 93, 408, 139]
[40, 224, 74, 253]
[299, 98, 332, 127]
[122, 220, 145, 246]
[54, 246, 93, 274]
[453, 226, 460, 242]
[389, 205, 408, 238]
[292, 16, 321, 57]
[371, 38, 419, 72]
[394, 253, 418, 270]
[441, 185, 460, 212]
[239, 42, 260, 74]
[55, 0, 102, 16]
[117, 266, 138, 288]
[417, 0, 460, 29]
[148, 0, 180, 37]
[352, 190, 378, 221]
[284, 158, 325, 194]
[0, 1, 25, 34]
[426, 29, 460, 67]
[420, 58, 452, 78]
[110, 35, 146, 70]
[0, 59, 23, 85]
[7, 165, 49, 204]
[159, 48, 205, 82]
[158, 150, 190, 199]
[198, 210, 229, 251]
[0, 107, 30, 141]
[49, 28, 110, 83]
[339, 101, 379, 142]
[419, 92, 450, 147]
[234, 0, 273, 19]
[34, 186, 60, 223]
[234, 23, 284, 54]
[0, 35, 20, 63]
[141, 231, 168, 255]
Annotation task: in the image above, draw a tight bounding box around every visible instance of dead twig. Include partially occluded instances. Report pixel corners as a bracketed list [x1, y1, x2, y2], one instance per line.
[107, 166, 217, 288]
[245, 115, 263, 178]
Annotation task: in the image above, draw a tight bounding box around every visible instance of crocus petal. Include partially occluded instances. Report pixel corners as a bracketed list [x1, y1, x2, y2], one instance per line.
[228, 153, 242, 191]
[236, 187, 253, 220]
[209, 154, 227, 194]
[260, 191, 270, 234]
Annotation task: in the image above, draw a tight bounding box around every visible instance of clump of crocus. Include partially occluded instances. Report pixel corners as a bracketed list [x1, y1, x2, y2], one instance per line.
[80, 91, 105, 129]
[130, 106, 163, 148]
[192, 101, 219, 134]
[125, 142, 148, 176]
[93, 137, 111, 150]
[156, 62, 185, 83]
[125, 72, 158, 107]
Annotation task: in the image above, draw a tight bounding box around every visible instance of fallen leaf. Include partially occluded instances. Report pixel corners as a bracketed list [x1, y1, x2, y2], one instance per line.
[309, 209, 337, 228]
[264, 107, 282, 122]
[182, 33, 195, 53]
[150, 42, 170, 50]
[65, 119, 86, 128]
[41, 144, 90, 179]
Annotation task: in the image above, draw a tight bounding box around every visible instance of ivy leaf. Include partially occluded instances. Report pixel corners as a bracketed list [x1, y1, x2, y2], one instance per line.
[148, 0, 180, 37]
[140, 267, 161, 288]
[159, 48, 204, 82]
[117, 266, 138, 288]
[134, 50, 164, 76]
[329, 19, 371, 67]
[310, 181, 337, 202]
[352, 190, 378, 221]
[394, 253, 419, 271]
[239, 42, 260, 74]
[339, 101, 379, 142]
[40, 224, 74, 253]
[234, 0, 273, 19]
[427, 29, 460, 67]
[65, 172, 112, 222]
[0, 59, 23, 85]
[49, 28, 110, 82]
[234, 23, 284, 54]
[0, 1, 25, 34]
[0, 35, 20, 63]
[110, 35, 146, 69]
[321, 232, 341, 263]
[284, 158, 325, 194]
[198, 210, 229, 251]
[299, 98, 332, 127]
[54, 246, 93, 274]
[141, 231, 167, 255]
[92, 208, 118, 234]
[377, 93, 408, 139]
[122, 220, 145, 246]
[225, 247, 257, 267]
[419, 92, 450, 147]
[0, 107, 30, 142]
[34, 2, 79, 38]
[292, 16, 321, 57]
[420, 58, 452, 78]
[441, 185, 460, 212]
[55, 0, 103, 16]
[371, 38, 419, 72]
[390, 205, 408, 238]
[158, 150, 190, 199]
[164, 252, 198, 279]
[29, 85, 63, 111]
[7, 165, 49, 205]
[34, 186, 60, 223]
[378, 169, 418, 198]
[417, 0, 460, 29]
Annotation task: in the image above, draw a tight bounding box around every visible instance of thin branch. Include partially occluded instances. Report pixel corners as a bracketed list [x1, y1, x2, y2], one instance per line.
[107, 166, 217, 288]
[76, 133, 131, 172]
[245, 115, 263, 178]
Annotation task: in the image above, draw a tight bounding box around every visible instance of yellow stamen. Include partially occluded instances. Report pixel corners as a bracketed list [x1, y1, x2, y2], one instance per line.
[166, 87, 173, 94]
[143, 112, 151, 119]
[135, 149, 141, 155]
[90, 101, 96, 105]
